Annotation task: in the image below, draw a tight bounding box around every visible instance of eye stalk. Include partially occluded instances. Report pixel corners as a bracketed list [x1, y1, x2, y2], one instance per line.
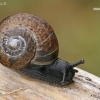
[69, 59, 85, 69]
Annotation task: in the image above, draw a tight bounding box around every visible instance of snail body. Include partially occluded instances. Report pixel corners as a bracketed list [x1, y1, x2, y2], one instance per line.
[0, 13, 84, 86]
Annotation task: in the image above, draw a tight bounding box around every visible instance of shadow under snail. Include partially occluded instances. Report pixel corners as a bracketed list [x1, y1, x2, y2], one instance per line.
[0, 13, 85, 86]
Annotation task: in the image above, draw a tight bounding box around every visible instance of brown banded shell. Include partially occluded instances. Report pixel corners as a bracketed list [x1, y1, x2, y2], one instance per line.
[0, 13, 59, 69]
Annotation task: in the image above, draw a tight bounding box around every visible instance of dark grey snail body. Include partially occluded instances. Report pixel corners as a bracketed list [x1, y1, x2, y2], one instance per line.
[0, 13, 85, 86]
[20, 58, 84, 85]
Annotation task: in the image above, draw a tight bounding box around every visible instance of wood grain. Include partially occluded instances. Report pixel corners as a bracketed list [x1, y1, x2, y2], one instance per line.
[0, 63, 100, 100]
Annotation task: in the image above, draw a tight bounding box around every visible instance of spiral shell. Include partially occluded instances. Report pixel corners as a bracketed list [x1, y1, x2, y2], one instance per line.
[0, 13, 58, 69]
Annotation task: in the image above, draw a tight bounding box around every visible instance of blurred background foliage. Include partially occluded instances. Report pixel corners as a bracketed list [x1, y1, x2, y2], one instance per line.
[0, 0, 100, 77]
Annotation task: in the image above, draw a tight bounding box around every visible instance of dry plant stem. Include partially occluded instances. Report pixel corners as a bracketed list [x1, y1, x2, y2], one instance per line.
[0, 64, 100, 100]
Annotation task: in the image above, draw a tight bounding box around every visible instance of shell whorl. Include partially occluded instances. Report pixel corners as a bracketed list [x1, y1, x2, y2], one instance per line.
[0, 13, 58, 69]
[0, 27, 35, 69]
[2, 31, 26, 57]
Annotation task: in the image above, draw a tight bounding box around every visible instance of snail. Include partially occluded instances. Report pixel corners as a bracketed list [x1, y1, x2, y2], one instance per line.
[0, 13, 85, 86]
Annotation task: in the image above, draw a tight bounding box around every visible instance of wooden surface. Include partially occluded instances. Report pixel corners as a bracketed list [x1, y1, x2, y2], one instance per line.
[0, 63, 100, 100]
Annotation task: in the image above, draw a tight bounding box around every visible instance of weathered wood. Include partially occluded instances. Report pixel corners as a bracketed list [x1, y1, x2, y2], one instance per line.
[0, 63, 100, 100]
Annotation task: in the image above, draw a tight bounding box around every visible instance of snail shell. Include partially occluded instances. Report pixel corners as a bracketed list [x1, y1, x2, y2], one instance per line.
[0, 13, 58, 69]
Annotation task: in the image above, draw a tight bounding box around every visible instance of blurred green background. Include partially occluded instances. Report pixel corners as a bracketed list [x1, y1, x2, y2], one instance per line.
[0, 0, 100, 77]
